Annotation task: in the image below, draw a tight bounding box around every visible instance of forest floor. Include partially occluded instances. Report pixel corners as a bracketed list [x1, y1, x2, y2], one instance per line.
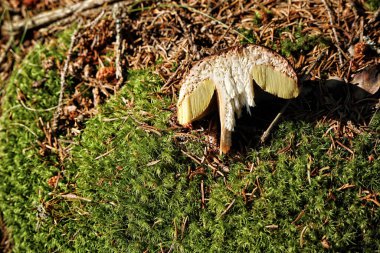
[0, 0, 379, 252]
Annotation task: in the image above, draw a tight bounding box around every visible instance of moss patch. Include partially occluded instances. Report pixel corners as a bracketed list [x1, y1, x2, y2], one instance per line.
[276, 26, 331, 58]
[0, 31, 379, 252]
[364, 0, 380, 11]
[0, 28, 74, 252]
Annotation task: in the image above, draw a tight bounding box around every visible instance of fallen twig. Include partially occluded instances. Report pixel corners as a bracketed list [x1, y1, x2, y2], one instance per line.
[40, 7, 108, 36]
[0, 8, 14, 67]
[260, 100, 291, 144]
[1, 0, 122, 34]
[83, 9, 106, 29]
[113, 3, 124, 80]
[291, 210, 305, 224]
[95, 148, 115, 160]
[335, 140, 355, 156]
[220, 198, 235, 217]
[60, 193, 92, 202]
[19, 98, 58, 112]
[0, 35, 14, 66]
[201, 180, 205, 209]
[181, 150, 202, 164]
[9, 123, 38, 138]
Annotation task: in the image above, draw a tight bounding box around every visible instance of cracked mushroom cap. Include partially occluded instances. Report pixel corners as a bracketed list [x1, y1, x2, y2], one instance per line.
[177, 44, 299, 154]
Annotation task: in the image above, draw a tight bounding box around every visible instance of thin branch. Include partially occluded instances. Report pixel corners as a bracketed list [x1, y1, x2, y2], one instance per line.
[95, 148, 115, 160]
[9, 123, 38, 137]
[260, 100, 291, 144]
[173, 4, 253, 42]
[200, 180, 205, 209]
[0, 7, 14, 66]
[0, 35, 13, 66]
[220, 198, 236, 217]
[40, 7, 108, 35]
[60, 193, 92, 202]
[83, 9, 106, 29]
[181, 150, 202, 164]
[19, 99, 58, 112]
[302, 50, 327, 80]
[113, 3, 124, 80]
[1, 0, 122, 34]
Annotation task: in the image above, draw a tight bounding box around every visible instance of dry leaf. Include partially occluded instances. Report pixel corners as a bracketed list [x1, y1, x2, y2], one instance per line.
[352, 64, 380, 95]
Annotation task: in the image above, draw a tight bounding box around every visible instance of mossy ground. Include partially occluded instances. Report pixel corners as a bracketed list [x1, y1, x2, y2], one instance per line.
[1, 29, 379, 252]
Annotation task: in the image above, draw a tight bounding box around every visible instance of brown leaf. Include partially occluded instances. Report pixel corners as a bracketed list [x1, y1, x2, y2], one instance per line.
[352, 64, 380, 95]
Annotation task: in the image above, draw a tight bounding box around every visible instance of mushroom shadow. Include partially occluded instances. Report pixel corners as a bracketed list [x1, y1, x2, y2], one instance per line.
[208, 79, 379, 154]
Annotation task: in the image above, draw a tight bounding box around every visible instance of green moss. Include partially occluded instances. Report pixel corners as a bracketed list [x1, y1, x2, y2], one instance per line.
[364, 0, 380, 11]
[277, 26, 331, 57]
[0, 28, 74, 252]
[239, 29, 257, 44]
[252, 11, 263, 26]
[0, 27, 379, 252]
[59, 79, 379, 251]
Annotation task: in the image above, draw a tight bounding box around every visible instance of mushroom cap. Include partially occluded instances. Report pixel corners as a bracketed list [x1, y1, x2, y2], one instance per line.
[177, 44, 299, 153]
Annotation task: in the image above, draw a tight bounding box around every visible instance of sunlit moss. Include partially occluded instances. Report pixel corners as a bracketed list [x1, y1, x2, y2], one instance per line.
[0, 27, 379, 252]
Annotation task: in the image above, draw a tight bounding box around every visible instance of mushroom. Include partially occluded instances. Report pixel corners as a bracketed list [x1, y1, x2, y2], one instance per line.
[177, 44, 300, 154]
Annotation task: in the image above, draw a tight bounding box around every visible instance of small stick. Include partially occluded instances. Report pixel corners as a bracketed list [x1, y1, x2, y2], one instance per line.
[335, 140, 355, 156]
[201, 180, 205, 209]
[0, 35, 14, 66]
[95, 148, 115, 160]
[1, 0, 121, 34]
[52, 21, 82, 132]
[181, 150, 202, 164]
[9, 123, 38, 137]
[302, 51, 327, 80]
[60, 193, 92, 202]
[113, 3, 124, 80]
[321, 0, 343, 67]
[148, 3, 253, 43]
[291, 209, 305, 224]
[220, 198, 235, 217]
[40, 7, 107, 35]
[0, 9, 14, 66]
[83, 9, 105, 29]
[160, 64, 184, 91]
[19, 99, 58, 112]
[260, 100, 291, 143]
[300, 225, 309, 248]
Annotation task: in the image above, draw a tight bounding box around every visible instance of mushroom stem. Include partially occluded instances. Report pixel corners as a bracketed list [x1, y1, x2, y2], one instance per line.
[220, 126, 232, 155]
[216, 87, 232, 154]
